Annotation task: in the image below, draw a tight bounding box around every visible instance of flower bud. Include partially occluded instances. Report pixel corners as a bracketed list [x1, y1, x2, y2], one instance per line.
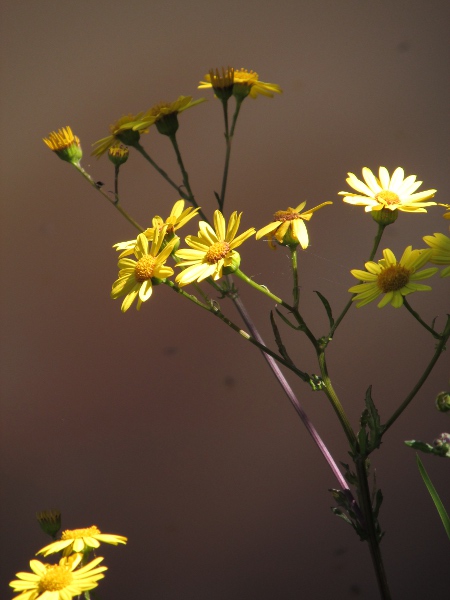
[108, 144, 129, 166]
[43, 127, 82, 166]
[433, 433, 450, 457]
[435, 391, 450, 413]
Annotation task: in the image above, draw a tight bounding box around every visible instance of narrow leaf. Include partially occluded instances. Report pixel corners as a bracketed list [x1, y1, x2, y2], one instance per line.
[313, 290, 334, 327]
[416, 454, 450, 540]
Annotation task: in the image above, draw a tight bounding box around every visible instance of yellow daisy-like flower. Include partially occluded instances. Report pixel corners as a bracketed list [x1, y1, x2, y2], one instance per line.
[113, 200, 200, 259]
[339, 166, 437, 213]
[10, 554, 106, 600]
[137, 96, 206, 135]
[349, 247, 438, 308]
[92, 112, 155, 157]
[43, 127, 82, 165]
[37, 525, 127, 557]
[111, 227, 178, 312]
[199, 68, 282, 99]
[255, 201, 332, 249]
[175, 210, 255, 286]
[423, 232, 450, 277]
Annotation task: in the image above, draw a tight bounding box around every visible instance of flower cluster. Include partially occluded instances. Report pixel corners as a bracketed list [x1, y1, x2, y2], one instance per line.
[10, 524, 127, 600]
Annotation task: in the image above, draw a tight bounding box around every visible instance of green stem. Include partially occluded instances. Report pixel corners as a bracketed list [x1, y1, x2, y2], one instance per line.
[164, 280, 310, 382]
[383, 314, 450, 434]
[218, 96, 243, 210]
[403, 298, 442, 340]
[167, 133, 209, 222]
[290, 247, 300, 309]
[329, 223, 387, 338]
[234, 268, 293, 311]
[318, 351, 357, 449]
[354, 457, 392, 599]
[133, 142, 189, 199]
[73, 164, 144, 232]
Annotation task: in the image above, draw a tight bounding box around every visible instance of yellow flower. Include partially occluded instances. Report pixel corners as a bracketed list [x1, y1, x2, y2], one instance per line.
[113, 200, 200, 258]
[111, 228, 178, 312]
[37, 525, 127, 557]
[92, 112, 155, 157]
[438, 203, 450, 221]
[43, 127, 82, 165]
[349, 247, 438, 308]
[199, 68, 282, 99]
[423, 232, 450, 277]
[9, 554, 106, 600]
[255, 201, 332, 249]
[136, 96, 206, 136]
[339, 167, 437, 213]
[175, 210, 255, 286]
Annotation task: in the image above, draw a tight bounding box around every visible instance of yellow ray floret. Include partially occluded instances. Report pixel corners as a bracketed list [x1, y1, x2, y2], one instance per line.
[175, 210, 255, 286]
[349, 247, 438, 308]
[339, 166, 436, 213]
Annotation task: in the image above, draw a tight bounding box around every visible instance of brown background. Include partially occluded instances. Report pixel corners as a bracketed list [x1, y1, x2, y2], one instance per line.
[1, 1, 449, 598]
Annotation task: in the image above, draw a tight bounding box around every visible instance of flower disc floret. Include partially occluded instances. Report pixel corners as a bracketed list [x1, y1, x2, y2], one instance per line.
[111, 227, 178, 312]
[9, 554, 107, 600]
[256, 201, 332, 249]
[339, 166, 437, 213]
[37, 525, 128, 557]
[349, 246, 438, 308]
[175, 210, 255, 286]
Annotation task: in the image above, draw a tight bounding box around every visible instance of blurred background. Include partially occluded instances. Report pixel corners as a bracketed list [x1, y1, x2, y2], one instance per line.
[1, 1, 449, 598]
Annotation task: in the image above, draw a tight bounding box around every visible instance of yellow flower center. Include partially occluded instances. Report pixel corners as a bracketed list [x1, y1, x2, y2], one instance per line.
[38, 565, 73, 592]
[377, 265, 410, 292]
[234, 69, 259, 84]
[273, 209, 299, 222]
[205, 241, 231, 264]
[375, 191, 400, 206]
[134, 255, 157, 282]
[61, 525, 100, 540]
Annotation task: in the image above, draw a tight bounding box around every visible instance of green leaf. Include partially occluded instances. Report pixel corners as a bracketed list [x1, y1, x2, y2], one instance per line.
[313, 290, 334, 327]
[358, 386, 382, 454]
[269, 311, 295, 367]
[275, 307, 300, 330]
[416, 454, 450, 540]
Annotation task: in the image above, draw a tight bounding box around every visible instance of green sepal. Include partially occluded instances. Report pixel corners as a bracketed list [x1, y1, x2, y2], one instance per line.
[313, 290, 334, 328]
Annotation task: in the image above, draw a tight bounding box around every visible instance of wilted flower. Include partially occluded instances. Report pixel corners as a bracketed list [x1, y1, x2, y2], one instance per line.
[199, 68, 282, 99]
